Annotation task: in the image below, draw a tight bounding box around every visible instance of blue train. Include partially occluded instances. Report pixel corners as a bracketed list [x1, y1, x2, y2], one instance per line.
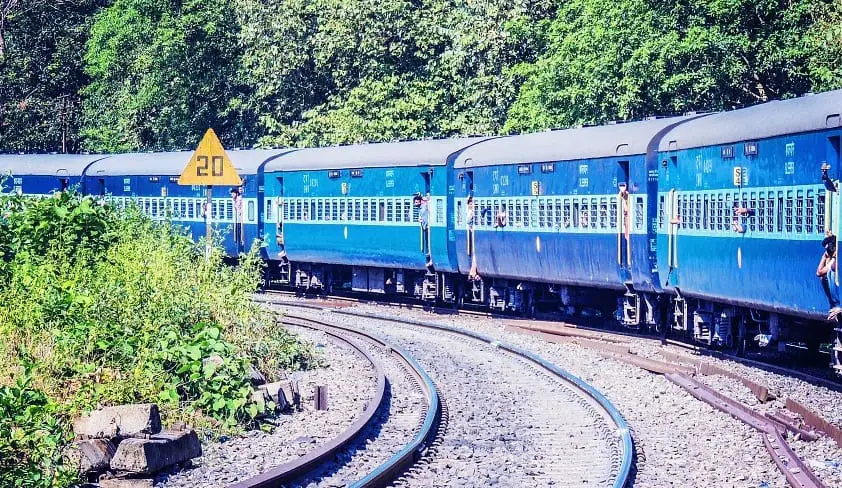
[3, 89, 842, 367]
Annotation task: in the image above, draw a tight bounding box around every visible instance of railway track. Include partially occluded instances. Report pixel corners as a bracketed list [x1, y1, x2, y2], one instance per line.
[230, 313, 441, 488]
[263, 289, 842, 391]
[258, 295, 635, 487]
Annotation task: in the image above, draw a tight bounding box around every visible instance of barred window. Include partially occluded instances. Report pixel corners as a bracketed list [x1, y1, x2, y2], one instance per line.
[785, 192, 793, 233]
[539, 199, 547, 228]
[749, 193, 757, 232]
[806, 190, 815, 234]
[524, 200, 532, 227]
[332, 200, 339, 221]
[225, 200, 233, 221]
[376, 201, 384, 222]
[777, 192, 784, 233]
[531, 200, 538, 227]
[681, 195, 688, 230]
[757, 193, 766, 233]
[579, 200, 588, 228]
[818, 191, 826, 234]
[362, 200, 370, 221]
[795, 190, 804, 233]
[610, 198, 618, 229]
[436, 198, 444, 225]
[316, 200, 323, 221]
[659, 195, 665, 230]
[387, 200, 394, 222]
[456, 200, 463, 226]
[635, 197, 644, 230]
[564, 199, 573, 228]
[555, 199, 563, 229]
[704, 195, 710, 230]
[484, 201, 492, 227]
[716, 195, 724, 231]
[589, 199, 598, 229]
[766, 194, 775, 232]
[598, 198, 608, 228]
[310, 201, 316, 221]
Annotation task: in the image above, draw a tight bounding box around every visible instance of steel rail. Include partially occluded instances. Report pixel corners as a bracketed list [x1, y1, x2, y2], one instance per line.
[266, 299, 635, 488]
[227, 316, 392, 488]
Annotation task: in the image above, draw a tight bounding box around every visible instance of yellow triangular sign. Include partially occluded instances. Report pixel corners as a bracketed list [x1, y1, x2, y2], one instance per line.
[178, 128, 242, 186]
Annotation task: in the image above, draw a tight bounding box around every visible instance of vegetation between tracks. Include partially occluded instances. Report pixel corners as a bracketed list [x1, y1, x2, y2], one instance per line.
[0, 190, 318, 487]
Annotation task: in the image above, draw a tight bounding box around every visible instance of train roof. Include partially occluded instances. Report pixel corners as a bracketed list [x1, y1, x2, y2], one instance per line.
[264, 137, 488, 172]
[658, 89, 842, 151]
[85, 149, 292, 176]
[454, 116, 699, 168]
[0, 154, 111, 176]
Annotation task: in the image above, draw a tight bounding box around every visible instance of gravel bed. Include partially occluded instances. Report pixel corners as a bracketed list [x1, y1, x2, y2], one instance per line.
[156, 326, 376, 487]
[291, 307, 621, 487]
[284, 320, 428, 487]
[338, 302, 790, 488]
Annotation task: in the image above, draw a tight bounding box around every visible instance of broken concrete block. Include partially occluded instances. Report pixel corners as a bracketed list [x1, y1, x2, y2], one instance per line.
[110, 429, 201, 474]
[258, 381, 296, 411]
[73, 404, 161, 439]
[99, 478, 154, 488]
[67, 438, 116, 473]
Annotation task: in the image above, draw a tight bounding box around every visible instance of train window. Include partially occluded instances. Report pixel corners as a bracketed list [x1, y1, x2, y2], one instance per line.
[377, 201, 385, 222]
[588, 199, 596, 229]
[785, 191, 793, 233]
[522, 200, 529, 227]
[573, 200, 580, 228]
[749, 192, 756, 232]
[635, 197, 644, 230]
[226, 200, 234, 221]
[658, 195, 665, 230]
[412, 200, 420, 223]
[539, 199, 547, 228]
[362, 200, 370, 221]
[457, 200, 463, 226]
[806, 190, 815, 233]
[339, 200, 346, 221]
[248, 201, 255, 222]
[509, 200, 517, 226]
[818, 190, 826, 233]
[555, 199, 563, 229]
[681, 195, 688, 230]
[151, 199, 159, 218]
[485, 201, 493, 227]
[405, 199, 413, 223]
[766, 194, 774, 232]
[197, 200, 204, 220]
[599, 198, 608, 229]
[385, 200, 393, 222]
[757, 193, 765, 232]
[436, 199, 444, 225]
[332, 200, 339, 221]
[317, 200, 324, 221]
[795, 190, 804, 233]
[703, 194, 709, 230]
[776, 192, 783, 233]
[531, 200, 538, 227]
[310, 201, 316, 222]
[371, 201, 378, 222]
[607, 198, 616, 229]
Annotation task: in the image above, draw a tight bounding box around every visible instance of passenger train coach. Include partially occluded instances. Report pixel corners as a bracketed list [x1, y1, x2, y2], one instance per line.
[3, 90, 842, 367]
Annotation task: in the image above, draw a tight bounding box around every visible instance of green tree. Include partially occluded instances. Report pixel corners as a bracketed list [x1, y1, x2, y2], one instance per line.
[82, 0, 252, 152]
[504, 0, 835, 133]
[0, 0, 104, 153]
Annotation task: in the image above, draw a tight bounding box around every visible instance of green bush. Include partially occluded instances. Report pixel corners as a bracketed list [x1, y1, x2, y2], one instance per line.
[0, 190, 318, 482]
[0, 361, 75, 488]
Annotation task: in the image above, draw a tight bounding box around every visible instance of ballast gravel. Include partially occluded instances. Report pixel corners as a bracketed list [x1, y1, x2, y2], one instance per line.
[341, 302, 791, 488]
[155, 327, 376, 487]
[292, 307, 621, 487]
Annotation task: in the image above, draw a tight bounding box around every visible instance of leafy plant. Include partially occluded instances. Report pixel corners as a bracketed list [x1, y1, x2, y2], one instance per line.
[0, 360, 76, 488]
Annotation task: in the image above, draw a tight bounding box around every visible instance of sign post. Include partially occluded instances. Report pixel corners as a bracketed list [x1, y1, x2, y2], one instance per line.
[178, 128, 241, 258]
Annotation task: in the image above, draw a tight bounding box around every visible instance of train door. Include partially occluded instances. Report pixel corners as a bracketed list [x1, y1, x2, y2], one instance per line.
[465, 171, 475, 257]
[275, 177, 285, 248]
[420, 170, 432, 256]
[616, 161, 631, 280]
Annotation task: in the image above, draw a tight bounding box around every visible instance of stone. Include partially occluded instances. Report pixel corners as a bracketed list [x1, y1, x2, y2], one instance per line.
[110, 429, 202, 474]
[68, 438, 116, 473]
[98, 478, 154, 488]
[202, 354, 224, 369]
[256, 381, 296, 411]
[73, 404, 161, 439]
[247, 364, 267, 385]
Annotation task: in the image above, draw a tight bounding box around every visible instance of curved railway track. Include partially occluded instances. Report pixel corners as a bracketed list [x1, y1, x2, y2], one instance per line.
[257, 294, 635, 487]
[230, 313, 441, 488]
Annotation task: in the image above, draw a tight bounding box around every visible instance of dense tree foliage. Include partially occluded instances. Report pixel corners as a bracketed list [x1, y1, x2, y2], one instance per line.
[0, 0, 840, 153]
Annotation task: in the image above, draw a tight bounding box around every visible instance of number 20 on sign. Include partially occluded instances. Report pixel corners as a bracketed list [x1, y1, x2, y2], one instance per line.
[178, 128, 241, 186]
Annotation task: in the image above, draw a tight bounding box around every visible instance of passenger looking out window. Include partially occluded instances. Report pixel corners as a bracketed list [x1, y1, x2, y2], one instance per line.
[413, 192, 430, 229]
[494, 204, 508, 228]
